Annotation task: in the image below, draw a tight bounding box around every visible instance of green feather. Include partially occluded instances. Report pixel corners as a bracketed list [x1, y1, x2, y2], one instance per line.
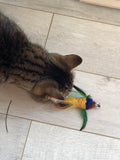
[80, 109, 88, 131]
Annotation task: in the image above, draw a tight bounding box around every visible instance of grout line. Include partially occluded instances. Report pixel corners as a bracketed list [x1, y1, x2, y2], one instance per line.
[1, 113, 120, 141]
[0, 2, 120, 28]
[20, 120, 32, 160]
[53, 12, 120, 28]
[44, 13, 54, 49]
[75, 69, 120, 80]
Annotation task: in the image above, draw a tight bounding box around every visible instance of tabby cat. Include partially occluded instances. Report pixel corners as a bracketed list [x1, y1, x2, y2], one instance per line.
[0, 12, 82, 102]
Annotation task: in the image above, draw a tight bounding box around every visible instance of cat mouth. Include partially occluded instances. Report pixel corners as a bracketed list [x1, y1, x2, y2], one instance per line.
[48, 97, 64, 103]
[49, 96, 71, 109]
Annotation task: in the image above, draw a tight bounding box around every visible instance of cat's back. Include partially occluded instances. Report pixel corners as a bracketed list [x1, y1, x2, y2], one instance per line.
[0, 12, 29, 66]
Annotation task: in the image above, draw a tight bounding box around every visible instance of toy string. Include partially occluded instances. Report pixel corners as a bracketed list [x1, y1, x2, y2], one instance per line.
[5, 100, 12, 133]
[72, 85, 87, 97]
[71, 90, 87, 97]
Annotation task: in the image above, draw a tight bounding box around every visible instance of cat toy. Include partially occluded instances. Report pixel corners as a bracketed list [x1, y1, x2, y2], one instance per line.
[55, 85, 100, 130]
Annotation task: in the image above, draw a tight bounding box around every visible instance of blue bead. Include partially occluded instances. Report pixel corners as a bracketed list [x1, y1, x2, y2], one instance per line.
[86, 98, 93, 109]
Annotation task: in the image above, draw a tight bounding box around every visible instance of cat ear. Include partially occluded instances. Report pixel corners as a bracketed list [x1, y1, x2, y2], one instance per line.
[64, 54, 82, 70]
[50, 53, 82, 71]
[32, 80, 64, 100]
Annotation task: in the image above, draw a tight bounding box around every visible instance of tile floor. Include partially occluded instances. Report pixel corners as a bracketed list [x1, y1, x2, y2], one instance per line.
[0, 1, 120, 160]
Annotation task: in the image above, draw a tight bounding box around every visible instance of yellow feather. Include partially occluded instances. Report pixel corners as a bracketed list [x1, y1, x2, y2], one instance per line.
[63, 97, 87, 109]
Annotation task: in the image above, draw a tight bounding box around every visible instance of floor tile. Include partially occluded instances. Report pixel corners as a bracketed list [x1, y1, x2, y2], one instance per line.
[0, 3, 53, 46]
[0, 114, 30, 160]
[74, 71, 120, 138]
[3, 70, 120, 138]
[46, 14, 120, 78]
[0, 0, 120, 26]
[22, 121, 120, 160]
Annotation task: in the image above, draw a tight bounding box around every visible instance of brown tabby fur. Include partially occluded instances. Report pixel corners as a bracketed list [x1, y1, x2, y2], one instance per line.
[0, 12, 82, 102]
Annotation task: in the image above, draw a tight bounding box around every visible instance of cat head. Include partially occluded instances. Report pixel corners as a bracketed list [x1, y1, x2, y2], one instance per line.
[32, 53, 82, 103]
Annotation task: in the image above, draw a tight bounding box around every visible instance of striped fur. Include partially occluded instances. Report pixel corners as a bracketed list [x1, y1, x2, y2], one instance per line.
[0, 12, 82, 101]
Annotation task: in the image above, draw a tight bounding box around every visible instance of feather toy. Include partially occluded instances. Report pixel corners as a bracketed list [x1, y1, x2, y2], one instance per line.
[55, 85, 100, 130]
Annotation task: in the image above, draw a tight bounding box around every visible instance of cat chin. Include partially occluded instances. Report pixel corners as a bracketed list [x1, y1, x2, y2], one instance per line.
[30, 93, 64, 105]
[30, 93, 48, 102]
